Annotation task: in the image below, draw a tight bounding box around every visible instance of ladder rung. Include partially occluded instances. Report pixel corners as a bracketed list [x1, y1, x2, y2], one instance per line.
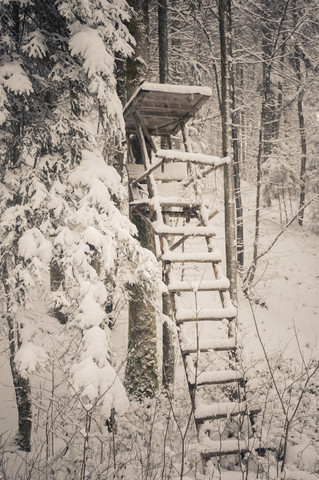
[189, 370, 243, 386]
[200, 437, 254, 457]
[180, 338, 236, 354]
[154, 225, 216, 237]
[168, 278, 229, 293]
[195, 401, 260, 422]
[175, 306, 236, 323]
[162, 251, 222, 263]
[156, 149, 230, 168]
[130, 197, 201, 209]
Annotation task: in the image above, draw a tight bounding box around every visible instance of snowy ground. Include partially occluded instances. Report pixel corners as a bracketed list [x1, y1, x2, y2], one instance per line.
[239, 181, 319, 363]
[0, 176, 318, 479]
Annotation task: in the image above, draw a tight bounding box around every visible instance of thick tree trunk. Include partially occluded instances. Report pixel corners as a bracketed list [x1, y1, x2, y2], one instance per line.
[125, 282, 159, 399]
[218, 0, 237, 302]
[125, 0, 159, 397]
[126, 0, 150, 99]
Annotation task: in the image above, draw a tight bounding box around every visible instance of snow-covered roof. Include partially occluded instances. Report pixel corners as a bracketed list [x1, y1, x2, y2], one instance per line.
[123, 82, 212, 136]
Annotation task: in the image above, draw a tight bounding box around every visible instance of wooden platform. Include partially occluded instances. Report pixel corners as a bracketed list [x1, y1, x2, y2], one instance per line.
[124, 83, 212, 136]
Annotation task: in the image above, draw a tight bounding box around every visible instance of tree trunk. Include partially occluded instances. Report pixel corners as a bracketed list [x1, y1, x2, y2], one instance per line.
[126, 0, 150, 99]
[50, 259, 68, 324]
[218, 0, 237, 302]
[158, 0, 168, 84]
[158, 0, 175, 388]
[125, 0, 159, 398]
[228, 0, 244, 269]
[162, 292, 175, 389]
[3, 254, 32, 451]
[293, 4, 307, 226]
[297, 90, 307, 227]
[125, 282, 159, 399]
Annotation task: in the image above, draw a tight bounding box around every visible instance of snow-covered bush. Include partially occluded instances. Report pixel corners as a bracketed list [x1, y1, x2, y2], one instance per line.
[243, 352, 319, 479]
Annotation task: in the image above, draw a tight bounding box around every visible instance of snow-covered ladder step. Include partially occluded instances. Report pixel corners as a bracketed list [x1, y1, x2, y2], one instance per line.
[168, 278, 230, 293]
[200, 437, 255, 457]
[188, 369, 243, 386]
[175, 306, 236, 323]
[195, 401, 261, 423]
[154, 224, 216, 237]
[180, 338, 236, 354]
[156, 149, 230, 168]
[162, 251, 222, 263]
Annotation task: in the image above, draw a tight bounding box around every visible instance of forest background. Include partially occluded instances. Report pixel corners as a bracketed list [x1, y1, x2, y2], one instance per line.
[0, 0, 318, 479]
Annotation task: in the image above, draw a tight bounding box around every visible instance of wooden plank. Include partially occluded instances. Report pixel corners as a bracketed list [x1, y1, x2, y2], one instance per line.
[136, 107, 190, 117]
[153, 225, 216, 236]
[156, 149, 229, 167]
[180, 338, 236, 354]
[168, 278, 230, 292]
[200, 438, 254, 457]
[188, 369, 243, 386]
[175, 306, 237, 323]
[130, 197, 201, 209]
[195, 402, 260, 423]
[161, 251, 222, 263]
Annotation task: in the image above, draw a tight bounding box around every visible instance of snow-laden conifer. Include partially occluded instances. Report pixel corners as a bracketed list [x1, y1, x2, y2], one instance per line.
[0, 0, 161, 451]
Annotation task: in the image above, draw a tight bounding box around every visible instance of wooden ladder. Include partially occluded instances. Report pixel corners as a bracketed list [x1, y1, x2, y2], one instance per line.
[127, 116, 260, 465]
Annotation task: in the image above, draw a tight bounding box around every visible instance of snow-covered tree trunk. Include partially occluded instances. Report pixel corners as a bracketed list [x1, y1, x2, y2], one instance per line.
[228, 1, 244, 269]
[3, 255, 32, 451]
[218, 0, 237, 302]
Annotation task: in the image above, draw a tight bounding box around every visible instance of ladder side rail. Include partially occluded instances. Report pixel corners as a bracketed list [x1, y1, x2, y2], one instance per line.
[134, 114, 177, 263]
[135, 110, 158, 154]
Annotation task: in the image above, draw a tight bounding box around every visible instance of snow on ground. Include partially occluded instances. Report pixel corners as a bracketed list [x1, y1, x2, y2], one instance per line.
[239, 181, 319, 363]
[0, 174, 318, 478]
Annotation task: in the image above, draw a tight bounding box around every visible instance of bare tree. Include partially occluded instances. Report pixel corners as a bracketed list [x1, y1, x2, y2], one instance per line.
[218, 0, 237, 302]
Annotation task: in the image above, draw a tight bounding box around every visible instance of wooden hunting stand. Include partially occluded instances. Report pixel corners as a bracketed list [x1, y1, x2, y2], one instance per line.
[124, 83, 260, 462]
